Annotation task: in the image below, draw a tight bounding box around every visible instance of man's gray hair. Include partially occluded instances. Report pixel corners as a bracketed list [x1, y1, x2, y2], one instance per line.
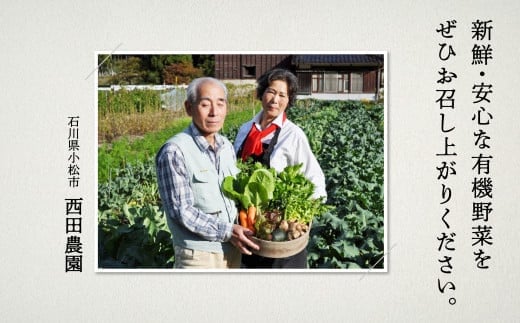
[186, 77, 228, 105]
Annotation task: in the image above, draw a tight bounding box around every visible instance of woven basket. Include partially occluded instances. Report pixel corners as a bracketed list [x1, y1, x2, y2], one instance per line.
[250, 223, 310, 258]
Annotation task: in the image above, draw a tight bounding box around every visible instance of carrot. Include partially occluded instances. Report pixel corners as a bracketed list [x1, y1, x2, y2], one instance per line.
[247, 205, 256, 233]
[239, 209, 248, 228]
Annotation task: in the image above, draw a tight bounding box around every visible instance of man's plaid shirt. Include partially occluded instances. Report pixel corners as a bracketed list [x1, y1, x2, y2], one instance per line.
[156, 123, 234, 242]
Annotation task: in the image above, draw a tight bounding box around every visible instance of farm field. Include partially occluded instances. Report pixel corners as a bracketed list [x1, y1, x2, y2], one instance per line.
[98, 96, 385, 269]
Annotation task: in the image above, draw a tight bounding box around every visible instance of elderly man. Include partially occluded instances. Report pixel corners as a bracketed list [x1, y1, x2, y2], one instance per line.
[156, 77, 259, 269]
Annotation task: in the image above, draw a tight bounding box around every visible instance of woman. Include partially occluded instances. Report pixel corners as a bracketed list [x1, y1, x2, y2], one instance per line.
[234, 68, 327, 268]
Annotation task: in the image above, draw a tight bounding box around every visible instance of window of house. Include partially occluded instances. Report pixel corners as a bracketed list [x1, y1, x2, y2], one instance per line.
[339, 73, 349, 92]
[311, 72, 364, 93]
[312, 73, 323, 92]
[351, 72, 363, 92]
[324, 72, 339, 92]
[242, 65, 256, 78]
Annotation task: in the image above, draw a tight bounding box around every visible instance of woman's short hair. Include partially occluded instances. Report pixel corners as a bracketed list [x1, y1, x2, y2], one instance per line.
[186, 77, 228, 106]
[256, 69, 298, 107]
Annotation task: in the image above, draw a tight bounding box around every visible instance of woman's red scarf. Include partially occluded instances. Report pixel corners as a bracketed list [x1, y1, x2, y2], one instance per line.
[241, 113, 286, 161]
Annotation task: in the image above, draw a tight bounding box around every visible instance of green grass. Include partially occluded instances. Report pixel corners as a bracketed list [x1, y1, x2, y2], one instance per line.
[98, 105, 259, 183]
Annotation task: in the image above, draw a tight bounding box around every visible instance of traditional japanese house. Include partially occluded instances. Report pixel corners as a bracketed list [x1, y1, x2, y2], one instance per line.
[214, 54, 384, 100]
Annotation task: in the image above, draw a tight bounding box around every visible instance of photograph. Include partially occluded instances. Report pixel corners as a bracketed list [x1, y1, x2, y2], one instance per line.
[96, 53, 387, 271]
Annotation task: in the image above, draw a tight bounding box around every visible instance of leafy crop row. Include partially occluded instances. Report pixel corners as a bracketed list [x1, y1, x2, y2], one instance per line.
[98, 158, 174, 268]
[288, 100, 384, 269]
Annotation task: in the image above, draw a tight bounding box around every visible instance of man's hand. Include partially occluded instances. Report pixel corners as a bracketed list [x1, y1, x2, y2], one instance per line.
[230, 224, 260, 255]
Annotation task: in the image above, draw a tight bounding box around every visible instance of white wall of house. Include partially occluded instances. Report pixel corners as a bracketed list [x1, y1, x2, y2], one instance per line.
[297, 93, 377, 101]
[221, 79, 257, 86]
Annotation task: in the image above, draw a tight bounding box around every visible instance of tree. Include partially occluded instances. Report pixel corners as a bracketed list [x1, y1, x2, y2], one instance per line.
[113, 56, 145, 85]
[97, 54, 205, 85]
[143, 55, 193, 83]
[163, 61, 203, 85]
[192, 55, 215, 77]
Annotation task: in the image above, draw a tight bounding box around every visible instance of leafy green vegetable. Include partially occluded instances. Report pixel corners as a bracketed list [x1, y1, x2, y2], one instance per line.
[222, 162, 276, 212]
[224, 162, 332, 226]
[269, 163, 331, 224]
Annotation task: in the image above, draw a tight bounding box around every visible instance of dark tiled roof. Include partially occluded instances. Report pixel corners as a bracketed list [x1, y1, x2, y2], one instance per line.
[292, 54, 383, 66]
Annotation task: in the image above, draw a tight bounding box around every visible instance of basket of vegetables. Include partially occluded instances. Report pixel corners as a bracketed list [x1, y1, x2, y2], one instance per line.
[222, 162, 330, 258]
